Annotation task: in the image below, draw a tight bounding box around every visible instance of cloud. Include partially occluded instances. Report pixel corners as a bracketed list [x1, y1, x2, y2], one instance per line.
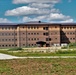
[49, 13, 73, 22]
[13, 0, 60, 4]
[23, 16, 47, 22]
[5, 6, 39, 16]
[29, 3, 54, 8]
[0, 18, 12, 23]
[5, 6, 59, 16]
[23, 13, 73, 23]
[5, 0, 73, 23]
[5, 0, 60, 16]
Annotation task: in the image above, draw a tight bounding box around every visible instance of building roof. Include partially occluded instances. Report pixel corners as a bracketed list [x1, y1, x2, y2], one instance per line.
[0, 23, 18, 26]
[0, 21, 76, 26]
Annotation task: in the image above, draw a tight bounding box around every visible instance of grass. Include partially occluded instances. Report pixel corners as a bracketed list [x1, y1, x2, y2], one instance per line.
[8, 47, 23, 51]
[0, 58, 76, 75]
[0, 49, 76, 57]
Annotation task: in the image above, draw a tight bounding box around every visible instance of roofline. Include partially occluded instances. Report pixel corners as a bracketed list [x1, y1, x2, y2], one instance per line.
[0, 23, 76, 26]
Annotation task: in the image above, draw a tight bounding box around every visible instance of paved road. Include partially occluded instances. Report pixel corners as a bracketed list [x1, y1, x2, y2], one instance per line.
[0, 53, 76, 60]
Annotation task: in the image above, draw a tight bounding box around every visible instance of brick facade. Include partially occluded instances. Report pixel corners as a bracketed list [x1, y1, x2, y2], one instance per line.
[0, 22, 76, 48]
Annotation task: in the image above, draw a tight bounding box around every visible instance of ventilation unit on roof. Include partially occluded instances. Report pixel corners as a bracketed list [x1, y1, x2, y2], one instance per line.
[39, 21, 41, 23]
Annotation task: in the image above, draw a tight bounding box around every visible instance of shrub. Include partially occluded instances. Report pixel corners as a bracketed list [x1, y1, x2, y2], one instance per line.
[8, 47, 23, 51]
[69, 43, 76, 47]
[56, 50, 76, 54]
[61, 46, 67, 49]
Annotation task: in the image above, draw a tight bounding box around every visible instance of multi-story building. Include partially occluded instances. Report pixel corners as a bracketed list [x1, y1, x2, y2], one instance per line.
[0, 21, 76, 48]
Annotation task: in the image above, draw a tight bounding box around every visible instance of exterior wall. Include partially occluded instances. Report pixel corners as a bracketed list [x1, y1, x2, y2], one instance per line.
[18, 24, 61, 47]
[0, 26, 17, 48]
[49, 25, 60, 46]
[61, 25, 76, 44]
[0, 23, 76, 48]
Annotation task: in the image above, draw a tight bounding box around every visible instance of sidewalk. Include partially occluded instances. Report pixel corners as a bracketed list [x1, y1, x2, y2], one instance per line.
[0, 53, 76, 60]
[0, 53, 18, 60]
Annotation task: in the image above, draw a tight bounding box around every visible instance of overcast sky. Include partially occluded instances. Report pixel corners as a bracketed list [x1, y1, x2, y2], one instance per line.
[0, 0, 75, 23]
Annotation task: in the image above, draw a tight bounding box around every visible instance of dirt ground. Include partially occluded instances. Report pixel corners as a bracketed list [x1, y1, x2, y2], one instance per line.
[0, 58, 76, 75]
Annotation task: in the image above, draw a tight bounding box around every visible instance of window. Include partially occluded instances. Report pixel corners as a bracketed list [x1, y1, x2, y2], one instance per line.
[37, 27, 39, 29]
[37, 33, 39, 35]
[55, 38, 57, 39]
[31, 33, 33, 35]
[9, 39, 11, 41]
[6, 45, 7, 47]
[34, 38, 36, 40]
[9, 33, 10, 35]
[43, 27, 48, 30]
[73, 32, 75, 34]
[46, 38, 49, 41]
[43, 32, 49, 36]
[67, 33, 69, 35]
[28, 44, 30, 46]
[73, 38, 75, 40]
[9, 45, 11, 47]
[8, 27, 10, 30]
[5, 27, 7, 30]
[15, 39, 17, 41]
[34, 27, 36, 29]
[34, 33, 36, 35]
[15, 33, 17, 35]
[12, 33, 14, 35]
[23, 44, 25, 46]
[2, 27, 4, 30]
[46, 38, 51, 41]
[5, 39, 7, 41]
[70, 38, 72, 40]
[2, 39, 4, 41]
[23, 27, 24, 28]
[2, 45, 4, 47]
[28, 33, 30, 35]
[28, 27, 30, 29]
[67, 27, 69, 29]
[37, 38, 39, 40]
[49, 38, 51, 41]
[32, 44, 33, 46]
[64, 27, 66, 29]
[73, 27, 75, 29]
[28, 38, 30, 40]
[55, 32, 57, 34]
[15, 44, 17, 46]
[12, 27, 14, 30]
[23, 38, 25, 40]
[5, 33, 7, 35]
[43, 33, 45, 35]
[31, 27, 33, 29]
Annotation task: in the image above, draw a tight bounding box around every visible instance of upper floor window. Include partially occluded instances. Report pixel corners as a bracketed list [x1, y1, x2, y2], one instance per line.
[23, 27, 24, 28]
[43, 27, 48, 30]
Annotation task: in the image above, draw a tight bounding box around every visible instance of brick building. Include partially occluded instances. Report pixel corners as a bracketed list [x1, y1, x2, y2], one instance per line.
[0, 21, 76, 48]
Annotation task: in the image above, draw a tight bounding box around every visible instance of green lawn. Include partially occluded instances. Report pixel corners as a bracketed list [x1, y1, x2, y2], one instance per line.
[0, 58, 76, 75]
[0, 49, 76, 57]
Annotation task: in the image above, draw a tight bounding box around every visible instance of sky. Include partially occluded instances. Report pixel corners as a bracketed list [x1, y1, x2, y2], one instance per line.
[0, 0, 76, 23]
